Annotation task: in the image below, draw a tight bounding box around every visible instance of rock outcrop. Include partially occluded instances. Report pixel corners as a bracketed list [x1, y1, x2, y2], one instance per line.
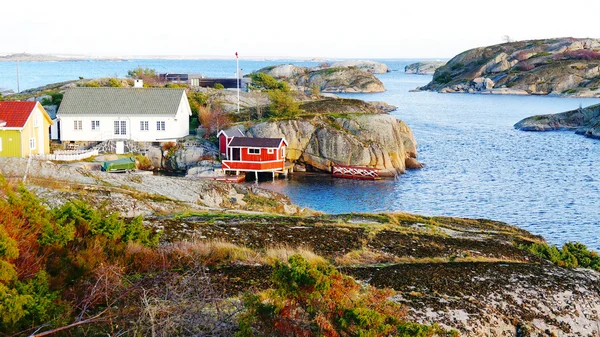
[245, 113, 419, 176]
[404, 61, 446, 75]
[254, 64, 385, 93]
[0, 157, 303, 216]
[419, 38, 600, 97]
[330, 60, 389, 74]
[515, 103, 600, 139]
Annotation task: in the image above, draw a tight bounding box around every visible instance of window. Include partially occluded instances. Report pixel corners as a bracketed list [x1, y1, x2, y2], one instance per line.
[74, 120, 82, 130]
[91, 120, 100, 130]
[33, 115, 40, 128]
[156, 121, 165, 131]
[0, 137, 2, 152]
[140, 121, 149, 131]
[29, 138, 36, 150]
[114, 120, 127, 135]
[248, 148, 260, 154]
[267, 149, 274, 154]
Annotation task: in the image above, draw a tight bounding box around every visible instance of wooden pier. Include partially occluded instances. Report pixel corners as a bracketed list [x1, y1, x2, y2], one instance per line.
[332, 165, 381, 180]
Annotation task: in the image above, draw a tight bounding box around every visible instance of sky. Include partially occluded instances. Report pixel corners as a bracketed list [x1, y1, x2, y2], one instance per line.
[2, 0, 600, 59]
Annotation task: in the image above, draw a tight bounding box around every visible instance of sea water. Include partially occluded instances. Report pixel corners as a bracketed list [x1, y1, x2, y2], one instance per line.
[1, 59, 599, 249]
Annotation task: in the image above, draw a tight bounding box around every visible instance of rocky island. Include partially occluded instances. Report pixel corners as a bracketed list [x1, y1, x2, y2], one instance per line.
[515, 102, 600, 139]
[418, 37, 600, 97]
[404, 60, 446, 75]
[253, 63, 386, 93]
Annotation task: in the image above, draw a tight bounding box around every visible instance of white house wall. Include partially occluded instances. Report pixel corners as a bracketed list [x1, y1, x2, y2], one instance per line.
[58, 93, 191, 142]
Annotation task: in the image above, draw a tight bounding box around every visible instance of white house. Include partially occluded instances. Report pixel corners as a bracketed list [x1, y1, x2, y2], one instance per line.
[56, 87, 192, 143]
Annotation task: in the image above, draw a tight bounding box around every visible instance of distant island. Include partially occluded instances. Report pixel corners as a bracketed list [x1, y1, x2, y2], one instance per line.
[0, 53, 127, 62]
[416, 37, 600, 97]
[515, 102, 600, 139]
[404, 60, 446, 75]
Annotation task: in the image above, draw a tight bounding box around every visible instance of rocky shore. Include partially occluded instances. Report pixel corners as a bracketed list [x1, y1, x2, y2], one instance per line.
[418, 38, 600, 97]
[404, 60, 446, 75]
[515, 103, 600, 139]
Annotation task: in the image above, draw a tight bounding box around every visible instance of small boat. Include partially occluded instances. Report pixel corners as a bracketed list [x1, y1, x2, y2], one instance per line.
[101, 157, 136, 173]
[212, 175, 246, 183]
[332, 165, 381, 180]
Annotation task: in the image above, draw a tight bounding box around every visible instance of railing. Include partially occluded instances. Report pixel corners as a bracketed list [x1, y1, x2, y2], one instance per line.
[332, 165, 380, 180]
[222, 159, 284, 171]
[34, 149, 99, 161]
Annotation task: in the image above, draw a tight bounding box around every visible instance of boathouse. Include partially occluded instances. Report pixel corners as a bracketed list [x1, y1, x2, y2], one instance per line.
[217, 127, 245, 158]
[221, 136, 288, 178]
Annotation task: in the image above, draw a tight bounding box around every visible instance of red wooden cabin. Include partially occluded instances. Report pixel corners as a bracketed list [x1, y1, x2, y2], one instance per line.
[221, 137, 288, 174]
[217, 127, 245, 158]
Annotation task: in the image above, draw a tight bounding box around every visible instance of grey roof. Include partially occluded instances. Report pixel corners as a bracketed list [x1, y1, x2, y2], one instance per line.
[220, 126, 245, 138]
[229, 137, 284, 148]
[57, 87, 186, 116]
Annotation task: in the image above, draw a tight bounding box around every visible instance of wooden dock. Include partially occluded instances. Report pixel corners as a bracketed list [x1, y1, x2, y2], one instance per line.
[332, 165, 381, 180]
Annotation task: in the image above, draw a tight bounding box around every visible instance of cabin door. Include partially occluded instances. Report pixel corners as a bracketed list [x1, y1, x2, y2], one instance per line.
[232, 148, 240, 161]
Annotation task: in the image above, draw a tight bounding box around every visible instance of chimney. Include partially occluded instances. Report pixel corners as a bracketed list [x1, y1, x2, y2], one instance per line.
[134, 79, 144, 88]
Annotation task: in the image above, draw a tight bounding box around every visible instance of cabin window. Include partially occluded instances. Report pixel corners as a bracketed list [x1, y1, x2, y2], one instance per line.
[33, 115, 40, 128]
[248, 148, 260, 154]
[91, 120, 100, 130]
[74, 120, 82, 130]
[140, 121, 149, 131]
[114, 121, 127, 135]
[267, 149, 274, 154]
[29, 138, 36, 150]
[157, 121, 166, 131]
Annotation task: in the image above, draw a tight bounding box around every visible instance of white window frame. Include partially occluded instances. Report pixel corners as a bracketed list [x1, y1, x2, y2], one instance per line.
[156, 121, 166, 131]
[91, 120, 100, 131]
[29, 137, 36, 150]
[0, 137, 2, 152]
[33, 115, 40, 128]
[74, 120, 82, 131]
[114, 120, 127, 135]
[267, 149, 274, 154]
[140, 121, 149, 131]
[248, 148, 260, 155]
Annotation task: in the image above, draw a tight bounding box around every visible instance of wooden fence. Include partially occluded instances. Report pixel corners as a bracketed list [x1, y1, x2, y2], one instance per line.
[34, 149, 99, 161]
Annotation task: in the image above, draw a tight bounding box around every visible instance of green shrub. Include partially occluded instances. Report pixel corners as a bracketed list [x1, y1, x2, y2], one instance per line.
[518, 241, 600, 271]
[127, 67, 156, 79]
[433, 71, 453, 84]
[213, 83, 225, 90]
[268, 90, 300, 118]
[108, 78, 122, 87]
[249, 72, 289, 92]
[450, 62, 464, 71]
[237, 255, 456, 337]
[531, 52, 552, 58]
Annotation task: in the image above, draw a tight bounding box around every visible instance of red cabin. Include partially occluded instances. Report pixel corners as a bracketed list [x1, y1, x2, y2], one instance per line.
[217, 127, 245, 158]
[221, 136, 288, 174]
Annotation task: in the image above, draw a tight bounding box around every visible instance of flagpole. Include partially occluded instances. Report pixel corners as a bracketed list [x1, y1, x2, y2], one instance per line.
[16, 60, 20, 94]
[236, 52, 240, 114]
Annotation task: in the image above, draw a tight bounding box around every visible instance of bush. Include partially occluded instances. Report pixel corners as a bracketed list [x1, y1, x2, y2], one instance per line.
[213, 83, 225, 90]
[188, 91, 209, 116]
[198, 105, 231, 138]
[433, 71, 453, 84]
[108, 78, 122, 87]
[268, 90, 300, 118]
[127, 67, 156, 79]
[237, 255, 456, 337]
[450, 62, 464, 71]
[519, 241, 600, 270]
[249, 72, 289, 92]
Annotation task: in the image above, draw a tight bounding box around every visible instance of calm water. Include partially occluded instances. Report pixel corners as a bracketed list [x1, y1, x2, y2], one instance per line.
[2, 59, 599, 249]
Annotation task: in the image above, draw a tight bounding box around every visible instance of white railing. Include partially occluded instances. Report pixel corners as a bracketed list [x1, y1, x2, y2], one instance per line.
[34, 149, 99, 161]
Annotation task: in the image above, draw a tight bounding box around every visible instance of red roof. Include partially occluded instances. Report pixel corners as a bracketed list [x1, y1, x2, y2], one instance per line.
[228, 137, 285, 148]
[0, 102, 37, 128]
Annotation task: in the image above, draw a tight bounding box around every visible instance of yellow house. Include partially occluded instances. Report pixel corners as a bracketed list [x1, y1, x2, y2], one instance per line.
[0, 101, 53, 157]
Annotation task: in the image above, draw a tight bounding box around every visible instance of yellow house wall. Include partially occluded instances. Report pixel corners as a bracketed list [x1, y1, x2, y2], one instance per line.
[0, 130, 23, 157]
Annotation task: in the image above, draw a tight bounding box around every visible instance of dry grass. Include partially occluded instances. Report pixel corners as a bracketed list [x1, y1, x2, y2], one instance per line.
[264, 244, 328, 266]
[335, 248, 399, 266]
